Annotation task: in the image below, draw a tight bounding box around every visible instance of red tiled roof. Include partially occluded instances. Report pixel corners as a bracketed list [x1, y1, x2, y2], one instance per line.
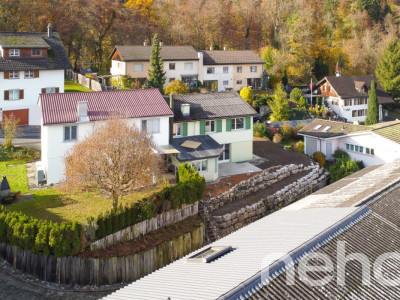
[40, 88, 173, 125]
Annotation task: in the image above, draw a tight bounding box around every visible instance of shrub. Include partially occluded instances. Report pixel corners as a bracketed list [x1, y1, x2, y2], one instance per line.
[164, 80, 189, 95]
[253, 122, 271, 138]
[273, 133, 283, 143]
[298, 96, 307, 108]
[240, 87, 254, 105]
[290, 88, 303, 102]
[269, 126, 280, 136]
[333, 148, 349, 160]
[281, 123, 294, 139]
[329, 157, 360, 183]
[313, 151, 326, 167]
[294, 141, 304, 153]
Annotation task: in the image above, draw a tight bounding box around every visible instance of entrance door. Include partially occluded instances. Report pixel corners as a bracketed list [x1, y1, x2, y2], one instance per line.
[218, 144, 230, 162]
[326, 142, 332, 159]
[3, 109, 29, 125]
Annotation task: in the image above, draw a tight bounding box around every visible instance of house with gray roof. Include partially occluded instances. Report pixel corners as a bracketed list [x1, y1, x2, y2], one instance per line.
[109, 44, 200, 89]
[104, 161, 400, 300]
[0, 24, 72, 125]
[314, 74, 394, 123]
[168, 92, 257, 182]
[299, 118, 400, 166]
[198, 49, 265, 92]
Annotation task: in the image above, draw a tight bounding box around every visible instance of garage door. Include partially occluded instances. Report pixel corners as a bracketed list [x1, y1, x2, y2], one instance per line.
[305, 137, 317, 156]
[3, 109, 29, 125]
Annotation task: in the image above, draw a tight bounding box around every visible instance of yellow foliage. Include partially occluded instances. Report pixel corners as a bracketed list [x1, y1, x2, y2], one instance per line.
[164, 80, 189, 95]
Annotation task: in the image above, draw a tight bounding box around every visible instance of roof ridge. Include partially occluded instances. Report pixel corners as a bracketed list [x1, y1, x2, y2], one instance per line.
[370, 121, 400, 131]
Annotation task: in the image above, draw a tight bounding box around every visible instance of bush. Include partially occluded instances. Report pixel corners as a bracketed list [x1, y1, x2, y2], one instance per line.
[333, 148, 349, 160]
[273, 133, 283, 143]
[240, 87, 254, 105]
[329, 157, 360, 183]
[281, 123, 294, 139]
[253, 122, 271, 139]
[290, 88, 303, 102]
[294, 141, 304, 153]
[298, 96, 307, 108]
[313, 151, 326, 167]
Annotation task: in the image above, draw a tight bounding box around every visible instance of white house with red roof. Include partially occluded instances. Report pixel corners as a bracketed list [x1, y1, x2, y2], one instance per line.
[39, 88, 173, 184]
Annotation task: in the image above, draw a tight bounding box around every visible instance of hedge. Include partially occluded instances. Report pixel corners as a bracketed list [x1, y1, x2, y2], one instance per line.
[0, 208, 83, 257]
[95, 164, 205, 240]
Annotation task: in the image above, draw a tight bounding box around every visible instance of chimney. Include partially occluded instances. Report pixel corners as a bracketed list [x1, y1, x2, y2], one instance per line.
[143, 40, 148, 46]
[169, 93, 174, 110]
[210, 45, 214, 51]
[181, 103, 190, 116]
[223, 45, 227, 51]
[47, 23, 53, 38]
[78, 101, 89, 122]
[159, 40, 164, 47]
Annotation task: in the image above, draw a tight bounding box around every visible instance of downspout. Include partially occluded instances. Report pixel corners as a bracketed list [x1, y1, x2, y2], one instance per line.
[169, 93, 174, 143]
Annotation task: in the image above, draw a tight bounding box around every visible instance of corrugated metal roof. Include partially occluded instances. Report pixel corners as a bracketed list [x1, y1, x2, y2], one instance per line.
[170, 135, 224, 161]
[40, 89, 174, 125]
[103, 207, 358, 300]
[110, 45, 199, 61]
[201, 50, 264, 65]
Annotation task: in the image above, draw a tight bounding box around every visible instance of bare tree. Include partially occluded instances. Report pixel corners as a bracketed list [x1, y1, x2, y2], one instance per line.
[1, 114, 22, 148]
[63, 118, 161, 209]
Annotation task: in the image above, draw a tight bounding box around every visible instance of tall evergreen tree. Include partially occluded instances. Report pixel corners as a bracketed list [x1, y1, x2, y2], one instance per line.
[268, 86, 290, 122]
[148, 34, 166, 93]
[365, 81, 379, 125]
[376, 38, 400, 99]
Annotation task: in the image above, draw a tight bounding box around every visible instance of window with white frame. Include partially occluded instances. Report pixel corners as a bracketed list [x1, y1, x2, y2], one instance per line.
[352, 109, 367, 117]
[25, 71, 34, 78]
[32, 49, 41, 56]
[45, 87, 56, 93]
[232, 118, 244, 130]
[218, 144, 230, 161]
[205, 120, 215, 133]
[64, 125, 77, 141]
[237, 66, 242, 73]
[184, 63, 193, 70]
[8, 89, 20, 100]
[346, 143, 373, 155]
[223, 67, 229, 74]
[134, 63, 143, 72]
[250, 66, 257, 72]
[173, 123, 182, 136]
[142, 118, 160, 134]
[169, 63, 175, 70]
[10, 71, 19, 79]
[344, 99, 352, 106]
[9, 49, 20, 56]
[191, 160, 207, 172]
[223, 80, 228, 86]
[207, 67, 215, 74]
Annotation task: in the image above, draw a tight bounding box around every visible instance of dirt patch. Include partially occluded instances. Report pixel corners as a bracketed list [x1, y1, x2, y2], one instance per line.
[253, 137, 313, 169]
[212, 170, 310, 216]
[79, 216, 202, 259]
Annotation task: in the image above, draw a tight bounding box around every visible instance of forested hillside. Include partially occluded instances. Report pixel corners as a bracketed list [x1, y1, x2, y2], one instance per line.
[1, 0, 399, 84]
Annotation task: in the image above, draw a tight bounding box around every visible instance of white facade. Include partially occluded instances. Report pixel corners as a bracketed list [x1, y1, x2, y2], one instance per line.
[304, 132, 400, 166]
[199, 64, 233, 91]
[164, 60, 199, 87]
[41, 116, 171, 184]
[1, 69, 64, 125]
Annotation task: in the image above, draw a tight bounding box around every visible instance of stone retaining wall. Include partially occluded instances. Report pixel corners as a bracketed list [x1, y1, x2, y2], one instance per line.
[201, 163, 329, 242]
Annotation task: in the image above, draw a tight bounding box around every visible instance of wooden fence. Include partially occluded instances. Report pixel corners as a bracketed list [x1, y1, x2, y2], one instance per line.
[66, 69, 104, 91]
[90, 203, 199, 251]
[0, 223, 204, 285]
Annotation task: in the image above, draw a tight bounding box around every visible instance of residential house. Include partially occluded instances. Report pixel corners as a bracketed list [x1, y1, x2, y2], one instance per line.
[109, 45, 199, 88]
[314, 75, 394, 123]
[39, 89, 173, 184]
[198, 49, 265, 92]
[168, 92, 257, 182]
[104, 161, 400, 300]
[0, 24, 71, 125]
[299, 119, 400, 165]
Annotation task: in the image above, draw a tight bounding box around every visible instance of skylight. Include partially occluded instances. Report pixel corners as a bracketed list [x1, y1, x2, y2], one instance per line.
[322, 126, 331, 132]
[313, 125, 322, 130]
[186, 246, 232, 263]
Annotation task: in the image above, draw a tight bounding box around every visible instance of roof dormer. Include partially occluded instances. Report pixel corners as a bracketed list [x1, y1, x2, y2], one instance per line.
[354, 81, 368, 93]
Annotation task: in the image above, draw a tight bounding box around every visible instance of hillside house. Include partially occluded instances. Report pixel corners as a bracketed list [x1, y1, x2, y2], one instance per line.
[109, 45, 200, 88]
[39, 89, 173, 184]
[0, 24, 71, 125]
[314, 75, 394, 123]
[168, 92, 257, 182]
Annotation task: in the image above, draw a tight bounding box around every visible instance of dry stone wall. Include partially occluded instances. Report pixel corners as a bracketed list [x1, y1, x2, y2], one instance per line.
[201, 164, 329, 242]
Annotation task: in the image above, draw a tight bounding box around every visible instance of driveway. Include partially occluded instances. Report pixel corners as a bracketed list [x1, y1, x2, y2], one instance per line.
[0, 125, 41, 150]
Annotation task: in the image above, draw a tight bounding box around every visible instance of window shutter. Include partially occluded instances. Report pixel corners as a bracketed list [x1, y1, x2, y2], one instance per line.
[4, 72, 9, 79]
[182, 123, 188, 137]
[34, 70, 39, 78]
[4, 90, 9, 100]
[226, 119, 232, 132]
[245, 117, 251, 130]
[200, 121, 206, 135]
[55, 87, 59, 93]
[41, 88, 46, 94]
[216, 119, 222, 132]
[19, 89, 24, 99]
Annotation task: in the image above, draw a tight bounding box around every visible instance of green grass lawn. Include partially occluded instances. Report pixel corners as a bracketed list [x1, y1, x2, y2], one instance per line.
[64, 79, 91, 93]
[2, 159, 163, 223]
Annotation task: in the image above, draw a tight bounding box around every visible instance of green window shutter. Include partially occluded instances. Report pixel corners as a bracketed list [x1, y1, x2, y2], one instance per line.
[200, 121, 206, 135]
[182, 123, 188, 136]
[216, 119, 222, 132]
[245, 117, 251, 130]
[226, 119, 232, 132]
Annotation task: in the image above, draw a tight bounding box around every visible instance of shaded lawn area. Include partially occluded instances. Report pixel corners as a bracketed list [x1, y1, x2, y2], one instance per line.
[64, 79, 91, 92]
[3, 160, 163, 223]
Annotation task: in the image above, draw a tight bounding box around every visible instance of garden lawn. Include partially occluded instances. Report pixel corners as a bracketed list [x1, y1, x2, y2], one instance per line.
[64, 79, 91, 92]
[0, 160, 30, 194]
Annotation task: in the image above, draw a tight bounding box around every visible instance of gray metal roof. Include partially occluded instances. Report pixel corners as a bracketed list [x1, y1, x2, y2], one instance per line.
[110, 45, 199, 61]
[103, 207, 358, 300]
[201, 50, 264, 65]
[170, 92, 257, 122]
[170, 135, 224, 161]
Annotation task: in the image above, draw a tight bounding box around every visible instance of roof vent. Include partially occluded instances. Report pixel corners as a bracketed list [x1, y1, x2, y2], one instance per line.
[181, 103, 190, 116]
[186, 246, 232, 263]
[78, 101, 89, 122]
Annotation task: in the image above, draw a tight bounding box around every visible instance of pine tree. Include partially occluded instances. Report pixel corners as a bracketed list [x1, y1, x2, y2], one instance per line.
[376, 38, 400, 99]
[365, 81, 379, 125]
[148, 34, 166, 93]
[268, 86, 290, 122]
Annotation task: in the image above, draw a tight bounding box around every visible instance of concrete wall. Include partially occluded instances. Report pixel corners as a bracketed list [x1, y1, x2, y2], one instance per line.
[0, 69, 64, 125]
